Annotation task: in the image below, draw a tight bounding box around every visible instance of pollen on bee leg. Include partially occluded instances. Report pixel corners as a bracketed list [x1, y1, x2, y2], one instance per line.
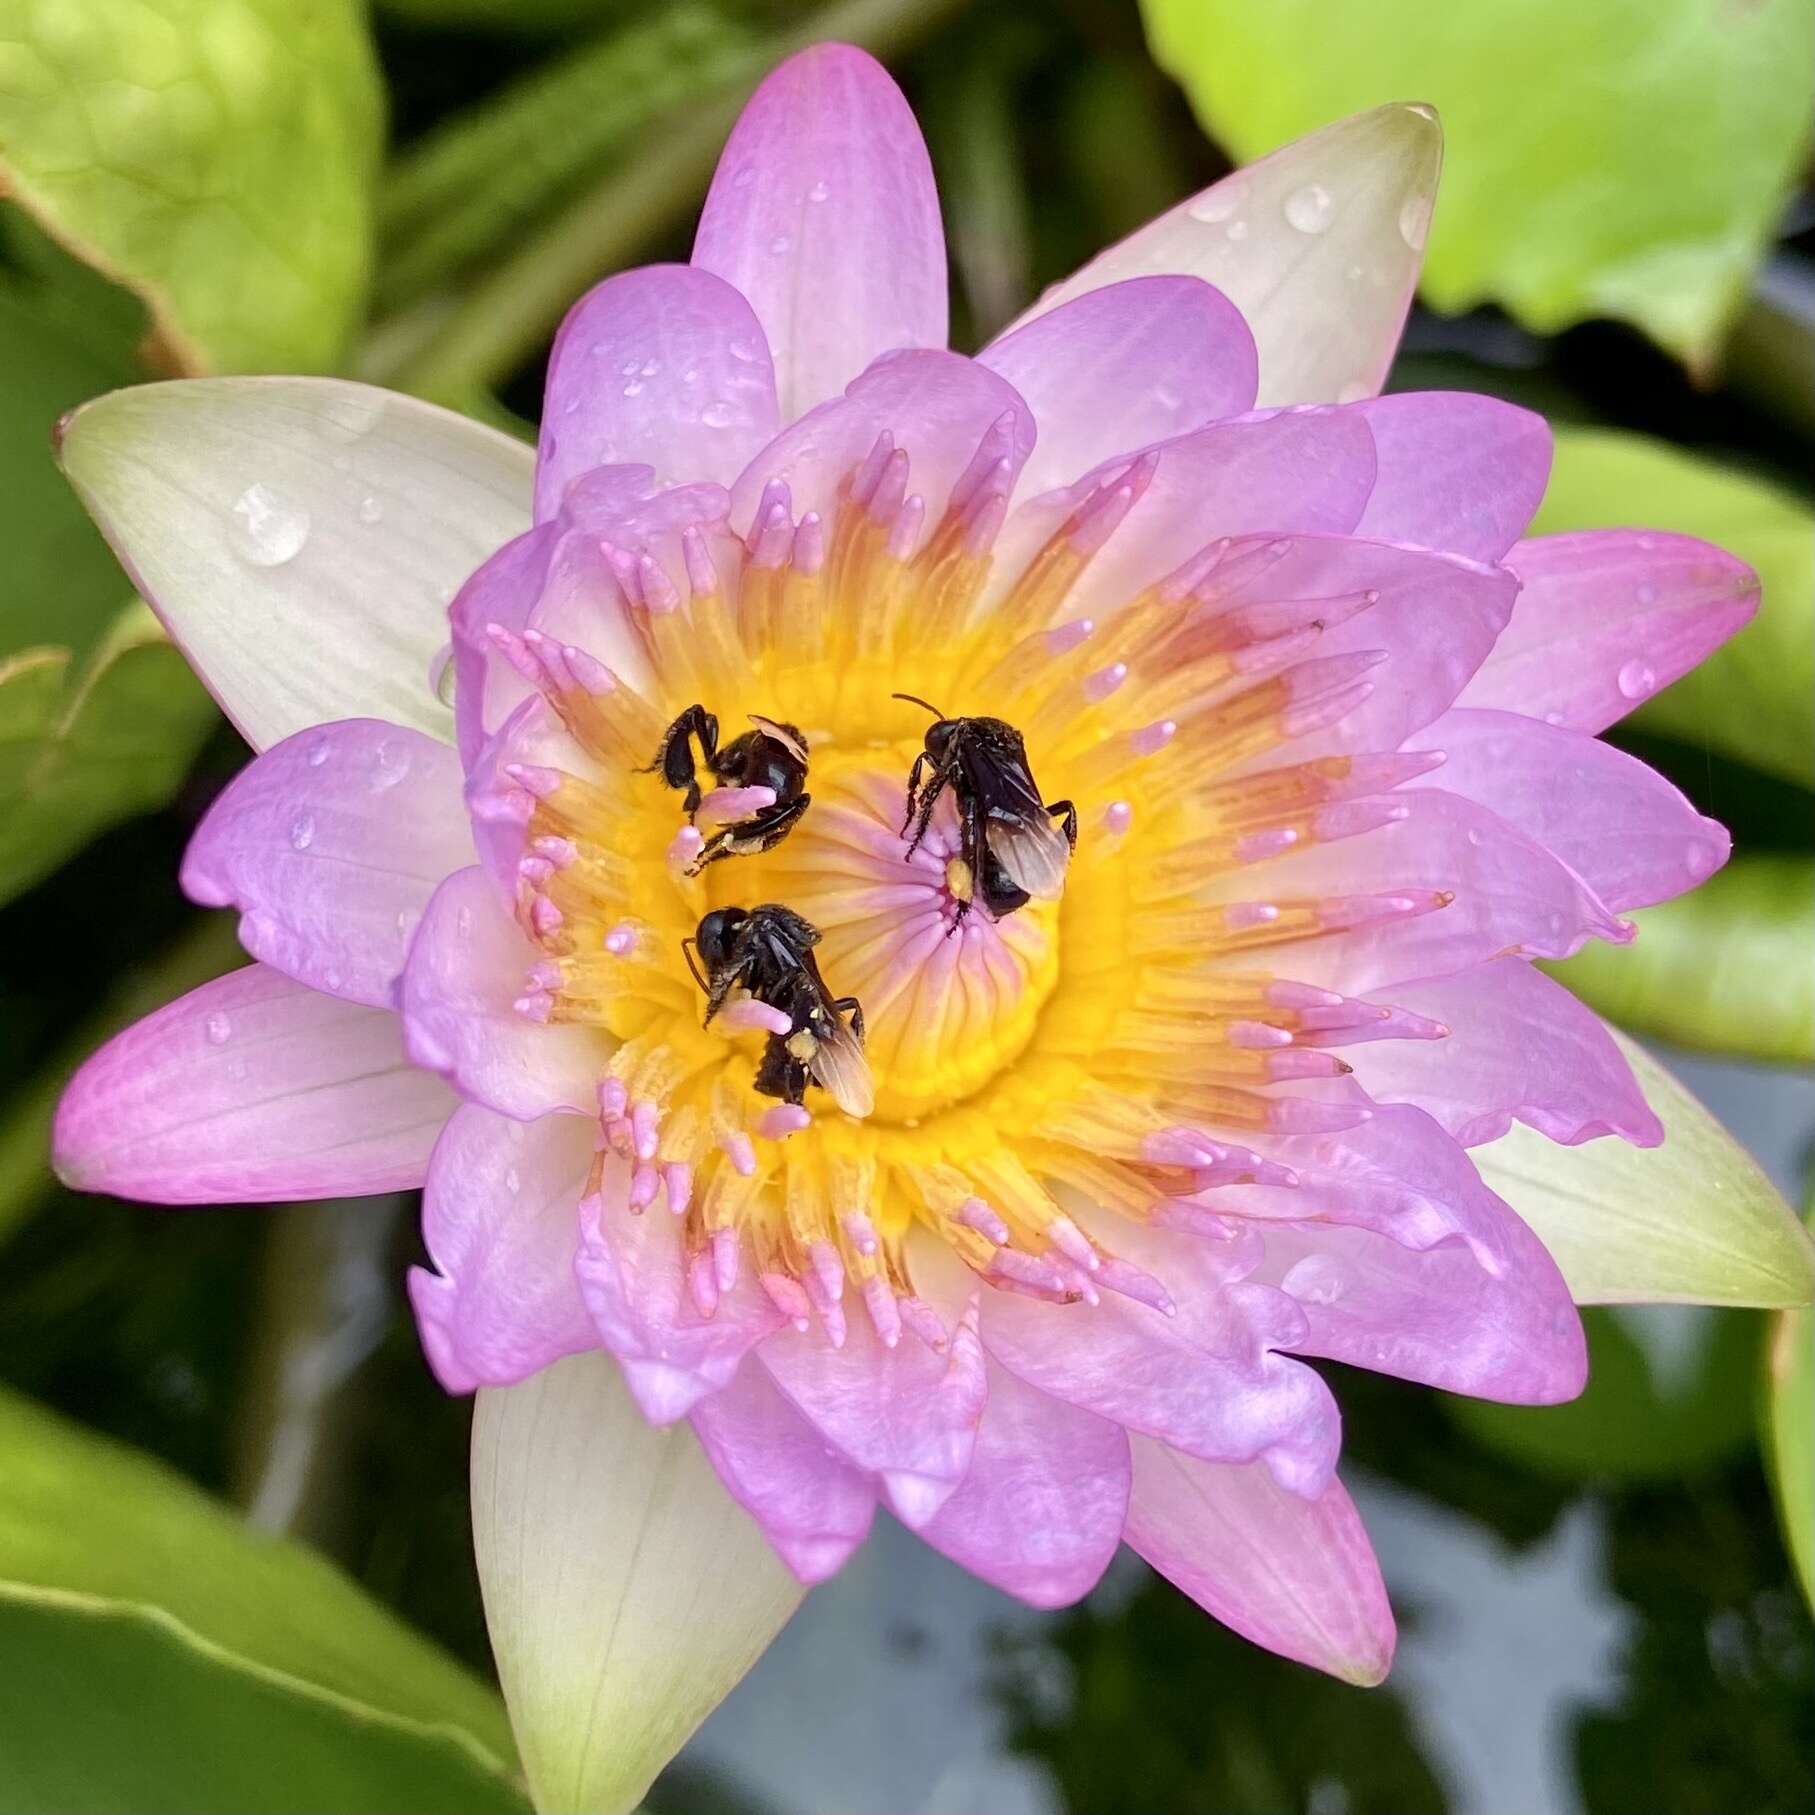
[716, 998, 792, 1036]
[667, 824, 705, 872]
[945, 856, 974, 904]
[697, 784, 777, 822]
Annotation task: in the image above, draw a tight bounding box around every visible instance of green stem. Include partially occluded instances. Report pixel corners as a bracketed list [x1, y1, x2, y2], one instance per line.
[384, 0, 974, 406]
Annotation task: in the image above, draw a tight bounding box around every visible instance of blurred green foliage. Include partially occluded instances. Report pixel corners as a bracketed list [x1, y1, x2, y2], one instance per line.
[0, 0, 1811, 1808]
[1140, 0, 1815, 370]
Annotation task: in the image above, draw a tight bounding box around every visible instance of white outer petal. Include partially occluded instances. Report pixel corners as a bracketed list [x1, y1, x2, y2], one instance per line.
[57, 378, 534, 751]
[472, 1351, 804, 1815]
[1011, 103, 1442, 407]
[1474, 1031, 1815, 1308]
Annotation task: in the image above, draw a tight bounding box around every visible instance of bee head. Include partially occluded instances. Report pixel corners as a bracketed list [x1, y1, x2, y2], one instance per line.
[924, 718, 959, 759]
[695, 906, 747, 968]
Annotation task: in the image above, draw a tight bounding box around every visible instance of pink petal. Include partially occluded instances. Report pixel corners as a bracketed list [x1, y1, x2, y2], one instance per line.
[759, 1300, 989, 1530]
[408, 1105, 597, 1394]
[1217, 536, 1516, 757]
[693, 43, 945, 421]
[689, 1360, 877, 1584]
[1216, 787, 1631, 996]
[1348, 393, 1551, 562]
[920, 1359, 1129, 1609]
[1000, 406, 1379, 620]
[576, 1170, 783, 1423]
[1125, 1441, 1394, 1685]
[977, 277, 1258, 500]
[449, 517, 565, 768]
[398, 865, 607, 1119]
[1404, 708, 1729, 911]
[1456, 530, 1759, 732]
[1229, 1107, 1588, 1403]
[54, 964, 455, 1204]
[536, 265, 781, 518]
[463, 694, 594, 902]
[1352, 959, 1663, 1148]
[1251, 1215, 1586, 1405]
[181, 719, 471, 1009]
[730, 347, 1033, 541]
[974, 1255, 1341, 1498]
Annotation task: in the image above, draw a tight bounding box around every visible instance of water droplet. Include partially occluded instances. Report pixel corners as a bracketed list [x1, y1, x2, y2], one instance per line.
[1281, 1254, 1345, 1305]
[769, 234, 791, 256]
[205, 1013, 231, 1045]
[1187, 184, 1241, 224]
[1345, 262, 1364, 282]
[357, 494, 383, 524]
[563, 399, 580, 416]
[1152, 383, 1181, 411]
[620, 358, 641, 376]
[1544, 710, 1567, 726]
[505, 1167, 522, 1195]
[306, 737, 331, 767]
[639, 360, 660, 377]
[324, 967, 343, 992]
[289, 813, 315, 851]
[622, 380, 644, 398]
[395, 908, 416, 936]
[1224, 219, 1249, 242]
[733, 161, 755, 189]
[807, 180, 830, 203]
[1398, 193, 1433, 251]
[317, 391, 381, 442]
[682, 368, 700, 384]
[728, 339, 758, 364]
[1284, 183, 1335, 234]
[229, 484, 309, 567]
[370, 742, 410, 791]
[1617, 658, 1655, 699]
[456, 906, 474, 937]
[431, 644, 457, 707]
[701, 401, 737, 429]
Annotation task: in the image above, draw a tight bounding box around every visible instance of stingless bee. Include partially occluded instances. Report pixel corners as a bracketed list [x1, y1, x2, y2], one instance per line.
[685, 904, 874, 1118]
[644, 704, 810, 870]
[893, 694, 1078, 922]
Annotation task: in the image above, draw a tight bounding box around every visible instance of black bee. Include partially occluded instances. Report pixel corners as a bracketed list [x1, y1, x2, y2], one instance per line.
[893, 694, 1077, 922]
[685, 904, 873, 1117]
[645, 703, 810, 871]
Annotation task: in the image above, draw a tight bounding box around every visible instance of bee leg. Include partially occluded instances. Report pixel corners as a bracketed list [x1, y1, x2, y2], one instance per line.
[903, 751, 960, 857]
[899, 750, 930, 836]
[754, 1036, 809, 1105]
[645, 704, 719, 818]
[830, 996, 865, 1042]
[685, 793, 810, 873]
[1047, 798, 1079, 850]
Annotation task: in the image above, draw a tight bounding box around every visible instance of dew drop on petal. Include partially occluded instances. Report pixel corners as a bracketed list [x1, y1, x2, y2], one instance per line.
[1188, 185, 1241, 224]
[205, 1013, 231, 1045]
[1617, 658, 1655, 699]
[306, 737, 331, 767]
[769, 234, 791, 256]
[807, 180, 830, 203]
[1398, 193, 1434, 251]
[505, 1167, 522, 1195]
[357, 494, 383, 524]
[729, 339, 758, 364]
[1224, 219, 1249, 242]
[1284, 183, 1335, 234]
[622, 380, 645, 398]
[316, 391, 382, 443]
[1281, 1253, 1345, 1305]
[430, 644, 457, 708]
[229, 484, 309, 567]
[701, 401, 737, 429]
[289, 813, 315, 851]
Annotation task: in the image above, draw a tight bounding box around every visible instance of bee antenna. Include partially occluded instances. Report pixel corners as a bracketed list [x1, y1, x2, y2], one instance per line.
[680, 936, 707, 994]
[891, 691, 947, 719]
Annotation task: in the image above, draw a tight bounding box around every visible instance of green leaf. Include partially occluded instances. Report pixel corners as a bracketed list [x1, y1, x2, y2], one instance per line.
[0, 1384, 526, 1811]
[0, 0, 383, 373]
[1546, 856, 1814, 1064]
[378, 3, 758, 314]
[1474, 1031, 1814, 1309]
[0, 603, 217, 908]
[1532, 429, 1815, 788]
[0, 269, 142, 659]
[1761, 1215, 1814, 1611]
[1447, 1304, 1759, 1482]
[1138, 0, 1813, 369]
[375, 0, 629, 28]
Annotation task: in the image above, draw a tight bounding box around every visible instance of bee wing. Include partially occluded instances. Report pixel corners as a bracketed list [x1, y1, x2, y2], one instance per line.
[748, 714, 809, 763]
[809, 1013, 875, 1119]
[987, 811, 1072, 900]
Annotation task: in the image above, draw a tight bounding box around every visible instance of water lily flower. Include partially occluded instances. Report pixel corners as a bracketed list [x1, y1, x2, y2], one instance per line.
[52, 39, 1803, 1814]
